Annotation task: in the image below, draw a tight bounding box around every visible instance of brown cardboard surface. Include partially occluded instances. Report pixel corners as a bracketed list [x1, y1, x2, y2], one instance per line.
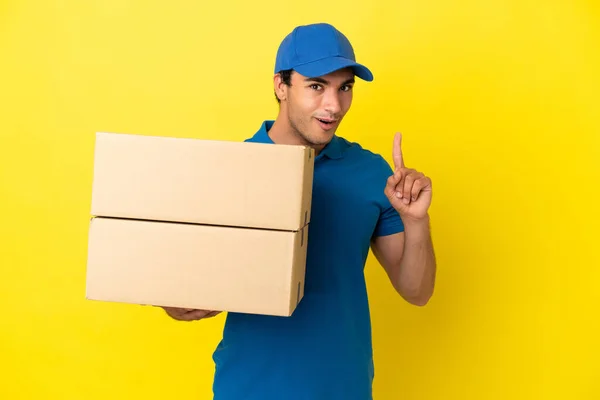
[85, 217, 307, 317]
[90, 132, 314, 231]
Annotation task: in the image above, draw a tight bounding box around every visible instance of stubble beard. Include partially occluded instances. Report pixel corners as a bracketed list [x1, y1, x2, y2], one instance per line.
[287, 112, 331, 147]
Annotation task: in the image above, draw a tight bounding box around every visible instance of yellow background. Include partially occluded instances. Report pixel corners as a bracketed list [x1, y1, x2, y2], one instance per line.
[1, 0, 599, 399]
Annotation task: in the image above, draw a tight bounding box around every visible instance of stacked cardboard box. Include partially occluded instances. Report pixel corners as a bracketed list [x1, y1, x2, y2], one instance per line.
[85, 132, 314, 317]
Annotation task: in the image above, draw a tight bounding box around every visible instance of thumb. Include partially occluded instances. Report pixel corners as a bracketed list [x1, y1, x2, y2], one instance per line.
[385, 169, 402, 200]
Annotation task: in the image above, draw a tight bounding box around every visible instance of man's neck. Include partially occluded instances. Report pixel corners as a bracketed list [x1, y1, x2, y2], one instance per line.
[267, 116, 324, 155]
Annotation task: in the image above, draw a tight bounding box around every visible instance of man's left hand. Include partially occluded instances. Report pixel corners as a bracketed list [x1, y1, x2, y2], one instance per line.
[385, 132, 432, 222]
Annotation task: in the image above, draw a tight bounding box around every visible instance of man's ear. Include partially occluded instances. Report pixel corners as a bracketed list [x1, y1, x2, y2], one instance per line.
[274, 73, 287, 102]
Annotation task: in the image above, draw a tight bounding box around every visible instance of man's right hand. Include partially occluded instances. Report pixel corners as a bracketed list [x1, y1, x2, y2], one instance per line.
[161, 307, 221, 321]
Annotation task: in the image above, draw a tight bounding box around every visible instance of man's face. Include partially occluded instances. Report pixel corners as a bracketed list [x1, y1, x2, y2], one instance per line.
[280, 68, 354, 147]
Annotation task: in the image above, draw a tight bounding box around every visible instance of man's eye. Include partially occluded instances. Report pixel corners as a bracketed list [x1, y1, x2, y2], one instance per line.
[310, 84, 321, 90]
[341, 85, 352, 92]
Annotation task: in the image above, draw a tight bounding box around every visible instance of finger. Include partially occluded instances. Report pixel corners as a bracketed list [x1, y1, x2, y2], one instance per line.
[393, 132, 405, 169]
[164, 310, 187, 321]
[162, 306, 191, 312]
[186, 309, 213, 320]
[395, 168, 408, 198]
[402, 171, 419, 204]
[205, 311, 222, 318]
[172, 310, 203, 321]
[385, 169, 402, 199]
[166, 308, 190, 321]
[161, 306, 181, 317]
[410, 177, 430, 201]
[162, 307, 202, 321]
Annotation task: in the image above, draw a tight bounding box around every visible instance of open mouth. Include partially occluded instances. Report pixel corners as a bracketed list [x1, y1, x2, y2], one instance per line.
[317, 118, 334, 124]
[316, 118, 337, 129]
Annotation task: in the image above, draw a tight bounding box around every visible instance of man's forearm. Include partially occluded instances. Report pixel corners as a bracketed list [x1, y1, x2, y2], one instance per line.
[398, 215, 436, 306]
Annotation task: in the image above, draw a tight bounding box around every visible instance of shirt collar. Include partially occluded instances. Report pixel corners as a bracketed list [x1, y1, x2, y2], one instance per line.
[250, 120, 343, 160]
[250, 120, 275, 144]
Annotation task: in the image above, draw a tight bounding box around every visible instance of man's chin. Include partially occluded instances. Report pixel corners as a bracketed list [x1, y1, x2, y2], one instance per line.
[312, 125, 338, 142]
[306, 131, 335, 147]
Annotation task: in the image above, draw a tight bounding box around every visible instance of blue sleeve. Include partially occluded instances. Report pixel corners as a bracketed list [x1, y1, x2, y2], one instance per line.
[372, 156, 405, 237]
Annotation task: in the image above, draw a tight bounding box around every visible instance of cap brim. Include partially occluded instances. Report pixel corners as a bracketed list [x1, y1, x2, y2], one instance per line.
[293, 56, 374, 82]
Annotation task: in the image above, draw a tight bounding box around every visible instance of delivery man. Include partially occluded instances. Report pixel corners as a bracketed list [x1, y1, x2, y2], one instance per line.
[162, 22, 436, 400]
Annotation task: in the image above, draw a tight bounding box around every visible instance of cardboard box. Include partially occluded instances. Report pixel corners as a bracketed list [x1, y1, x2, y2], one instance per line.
[90, 132, 315, 231]
[85, 217, 308, 317]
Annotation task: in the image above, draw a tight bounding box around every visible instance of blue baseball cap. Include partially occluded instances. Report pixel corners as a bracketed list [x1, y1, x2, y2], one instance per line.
[274, 23, 374, 82]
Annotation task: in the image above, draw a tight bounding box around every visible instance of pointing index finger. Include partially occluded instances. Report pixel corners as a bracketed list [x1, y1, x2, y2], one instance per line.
[393, 132, 404, 169]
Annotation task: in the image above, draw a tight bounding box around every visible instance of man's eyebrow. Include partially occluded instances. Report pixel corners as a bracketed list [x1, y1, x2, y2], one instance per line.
[304, 77, 356, 85]
[304, 77, 329, 84]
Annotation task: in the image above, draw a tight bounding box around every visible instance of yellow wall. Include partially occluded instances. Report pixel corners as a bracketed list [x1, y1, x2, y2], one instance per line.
[1, 1, 599, 399]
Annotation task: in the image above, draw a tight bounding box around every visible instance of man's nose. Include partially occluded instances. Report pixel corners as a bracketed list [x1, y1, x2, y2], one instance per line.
[322, 90, 341, 115]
